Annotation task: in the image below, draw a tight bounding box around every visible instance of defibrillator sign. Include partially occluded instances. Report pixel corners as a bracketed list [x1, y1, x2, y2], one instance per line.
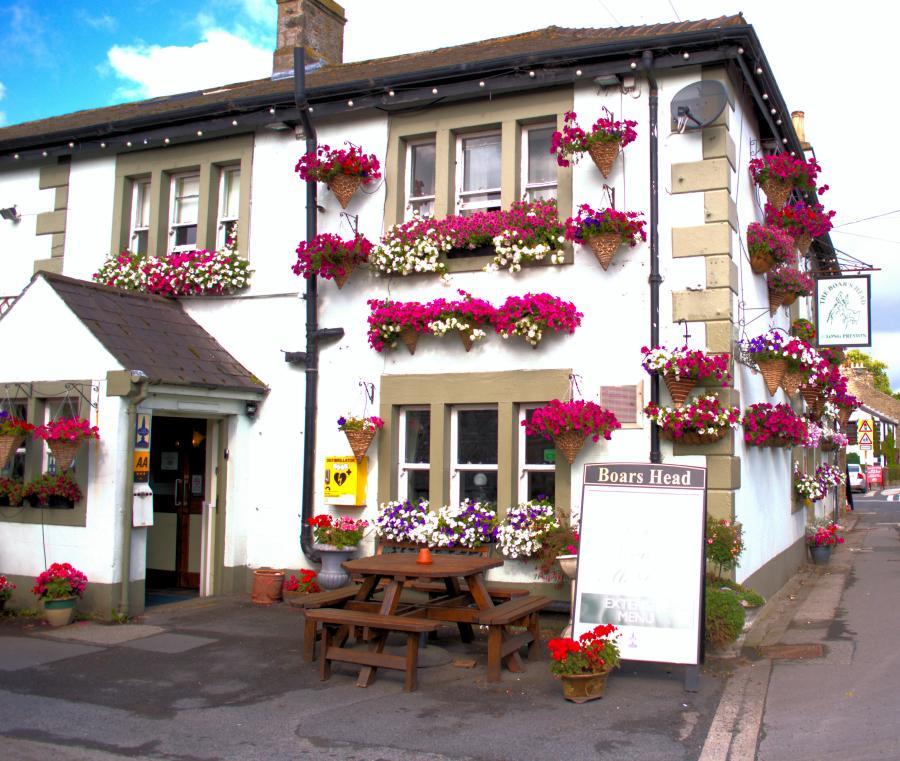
[324, 455, 368, 506]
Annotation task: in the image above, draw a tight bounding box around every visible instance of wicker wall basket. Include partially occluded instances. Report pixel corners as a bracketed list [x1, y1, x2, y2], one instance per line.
[838, 408, 851, 426]
[795, 233, 812, 257]
[799, 385, 819, 408]
[756, 358, 787, 396]
[586, 141, 620, 178]
[768, 289, 785, 315]
[586, 234, 623, 271]
[760, 177, 792, 209]
[781, 292, 798, 307]
[554, 430, 586, 464]
[749, 250, 775, 275]
[820, 440, 837, 452]
[332, 265, 353, 289]
[48, 439, 81, 472]
[327, 174, 362, 209]
[459, 330, 476, 352]
[398, 327, 419, 355]
[660, 427, 727, 445]
[344, 428, 376, 462]
[662, 374, 696, 409]
[0, 435, 24, 471]
[781, 368, 805, 396]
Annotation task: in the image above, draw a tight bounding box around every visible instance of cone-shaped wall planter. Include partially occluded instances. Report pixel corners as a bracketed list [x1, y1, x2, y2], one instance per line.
[328, 174, 362, 209]
[838, 408, 851, 426]
[781, 368, 805, 396]
[587, 141, 620, 178]
[799, 385, 820, 408]
[0, 435, 24, 470]
[459, 331, 476, 352]
[587, 234, 623, 271]
[756, 358, 787, 396]
[781, 292, 798, 307]
[750, 250, 775, 275]
[554, 430, 586, 464]
[760, 177, 792, 209]
[768, 288, 785, 315]
[48, 440, 81, 472]
[399, 327, 419, 355]
[344, 428, 376, 462]
[332, 265, 353, 289]
[663, 374, 696, 409]
[795, 233, 812, 257]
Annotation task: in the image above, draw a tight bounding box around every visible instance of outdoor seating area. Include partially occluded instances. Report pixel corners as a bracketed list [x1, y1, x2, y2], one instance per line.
[292, 552, 551, 692]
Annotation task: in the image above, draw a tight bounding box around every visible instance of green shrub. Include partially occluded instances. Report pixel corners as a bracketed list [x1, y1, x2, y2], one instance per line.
[707, 576, 765, 607]
[705, 517, 744, 579]
[846, 452, 860, 465]
[705, 586, 745, 647]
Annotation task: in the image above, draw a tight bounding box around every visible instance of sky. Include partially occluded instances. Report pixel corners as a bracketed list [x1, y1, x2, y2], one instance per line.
[1, 0, 898, 385]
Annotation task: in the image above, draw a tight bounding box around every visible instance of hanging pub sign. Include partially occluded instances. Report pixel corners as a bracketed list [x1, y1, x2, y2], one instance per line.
[815, 275, 871, 347]
[575, 462, 706, 667]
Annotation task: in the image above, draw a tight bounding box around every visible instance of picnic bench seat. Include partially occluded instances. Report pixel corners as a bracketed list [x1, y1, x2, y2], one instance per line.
[304, 608, 441, 692]
[477, 595, 551, 682]
[409, 579, 528, 601]
[287, 586, 359, 662]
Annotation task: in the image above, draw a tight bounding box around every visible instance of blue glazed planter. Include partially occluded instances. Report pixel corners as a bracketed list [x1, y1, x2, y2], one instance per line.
[809, 545, 833, 565]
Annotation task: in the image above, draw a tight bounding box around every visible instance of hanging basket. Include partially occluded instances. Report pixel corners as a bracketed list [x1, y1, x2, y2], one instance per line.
[768, 288, 785, 316]
[459, 330, 476, 352]
[398, 327, 419, 355]
[554, 430, 587, 464]
[327, 173, 362, 209]
[799, 385, 819, 408]
[586, 141, 621, 178]
[795, 233, 812, 257]
[0, 434, 24, 471]
[48, 439, 82, 472]
[781, 291, 798, 307]
[756, 358, 787, 396]
[332, 264, 353, 289]
[663, 374, 696, 409]
[760, 177, 792, 209]
[749, 250, 776, 275]
[344, 428, 376, 461]
[820, 439, 837, 452]
[659, 427, 727, 446]
[781, 367, 806, 396]
[586, 233, 623, 271]
[838, 408, 851, 426]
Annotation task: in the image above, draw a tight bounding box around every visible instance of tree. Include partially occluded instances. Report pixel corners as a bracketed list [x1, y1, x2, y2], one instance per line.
[845, 350, 900, 398]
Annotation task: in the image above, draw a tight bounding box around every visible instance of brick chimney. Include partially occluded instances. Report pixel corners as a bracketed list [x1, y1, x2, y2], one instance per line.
[273, 0, 346, 77]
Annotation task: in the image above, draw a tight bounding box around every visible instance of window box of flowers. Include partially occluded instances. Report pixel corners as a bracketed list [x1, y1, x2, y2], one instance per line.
[746, 222, 795, 275]
[24, 472, 83, 509]
[292, 233, 372, 289]
[308, 514, 370, 589]
[294, 143, 382, 209]
[0, 575, 15, 611]
[33, 417, 100, 473]
[0, 476, 26, 507]
[767, 267, 815, 312]
[742, 403, 807, 448]
[374, 498, 497, 550]
[371, 200, 565, 278]
[32, 562, 87, 627]
[640, 346, 732, 408]
[496, 499, 559, 561]
[548, 623, 621, 703]
[644, 395, 740, 446]
[337, 414, 384, 461]
[375, 498, 433, 547]
[524, 399, 620, 464]
[748, 154, 823, 210]
[765, 201, 835, 257]
[551, 109, 637, 177]
[742, 330, 790, 395]
[493, 292, 583, 348]
[563, 204, 646, 270]
[0, 411, 33, 470]
[806, 519, 844, 565]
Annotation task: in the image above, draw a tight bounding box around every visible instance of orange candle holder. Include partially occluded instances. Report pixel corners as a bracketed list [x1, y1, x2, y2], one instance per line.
[416, 547, 433, 565]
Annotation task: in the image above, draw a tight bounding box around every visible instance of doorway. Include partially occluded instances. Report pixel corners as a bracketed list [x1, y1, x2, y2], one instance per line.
[146, 416, 207, 600]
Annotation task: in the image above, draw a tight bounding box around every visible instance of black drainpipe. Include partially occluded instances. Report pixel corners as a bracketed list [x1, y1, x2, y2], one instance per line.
[643, 50, 661, 465]
[295, 47, 321, 563]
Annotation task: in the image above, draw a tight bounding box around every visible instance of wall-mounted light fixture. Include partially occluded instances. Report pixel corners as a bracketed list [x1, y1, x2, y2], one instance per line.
[0, 206, 21, 223]
[245, 400, 259, 418]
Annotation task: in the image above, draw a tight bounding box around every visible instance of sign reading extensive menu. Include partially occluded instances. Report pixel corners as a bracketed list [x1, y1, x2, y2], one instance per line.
[816, 275, 871, 347]
[575, 462, 706, 666]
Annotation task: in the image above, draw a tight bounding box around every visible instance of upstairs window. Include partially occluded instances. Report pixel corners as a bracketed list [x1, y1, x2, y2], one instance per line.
[405, 140, 436, 220]
[130, 179, 151, 255]
[522, 124, 557, 201]
[456, 131, 501, 216]
[169, 173, 200, 252]
[217, 166, 241, 249]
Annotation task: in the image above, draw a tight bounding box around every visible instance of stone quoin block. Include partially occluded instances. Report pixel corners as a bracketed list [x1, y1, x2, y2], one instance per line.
[701, 125, 736, 169]
[706, 255, 738, 292]
[35, 210, 66, 236]
[671, 158, 732, 194]
[706, 489, 735, 521]
[704, 190, 738, 230]
[672, 288, 733, 322]
[672, 223, 732, 258]
[706, 456, 742, 490]
[705, 320, 737, 353]
[38, 163, 70, 189]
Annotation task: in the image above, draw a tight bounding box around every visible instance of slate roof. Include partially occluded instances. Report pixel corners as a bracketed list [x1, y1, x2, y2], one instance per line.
[0, 16, 747, 145]
[845, 369, 900, 425]
[40, 273, 266, 394]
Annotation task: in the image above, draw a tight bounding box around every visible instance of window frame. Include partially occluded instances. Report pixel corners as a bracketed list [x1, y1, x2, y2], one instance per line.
[397, 405, 431, 502]
[216, 165, 241, 250]
[130, 177, 151, 256]
[404, 138, 437, 221]
[449, 404, 499, 505]
[520, 122, 558, 202]
[168, 172, 201, 253]
[454, 128, 503, 216]
[518, 404, 556, 504]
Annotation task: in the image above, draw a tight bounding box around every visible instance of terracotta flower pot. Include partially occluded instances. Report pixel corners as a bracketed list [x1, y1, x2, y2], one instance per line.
[327, 173, 362, 209]
[48, 439, 82, 472]
[0, 434, 24, 470]
[749, 250, 775, 275]
[586, 233, 623, 271]
[587, 141, 620, 178]
[251, 568, 285, 605]
[344, 428, 376, 461]
[560, 667, 612, 703]
[554, 430, 586, 464]
[760, 177, 792, 209]
[756, 358, 787, 396]
[663, 374, 696, 409]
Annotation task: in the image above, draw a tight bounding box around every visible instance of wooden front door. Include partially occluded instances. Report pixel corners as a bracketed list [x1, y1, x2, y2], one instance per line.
[148, 417, 207, 589]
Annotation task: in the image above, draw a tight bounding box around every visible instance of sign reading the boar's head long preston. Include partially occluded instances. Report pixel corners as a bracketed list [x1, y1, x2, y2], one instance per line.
[576, 462, 706, 666]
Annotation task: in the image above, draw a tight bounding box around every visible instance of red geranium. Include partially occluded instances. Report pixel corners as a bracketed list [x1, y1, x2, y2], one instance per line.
[294, 143, 382, 185]
[32, 562, 88, 600]
[548, 623, 621, 675]
[33, 417, 100, 443]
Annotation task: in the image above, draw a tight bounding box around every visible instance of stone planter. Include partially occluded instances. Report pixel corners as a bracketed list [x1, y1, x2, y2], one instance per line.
[560, 667, 612, 703]
[314, 543, 358, 589]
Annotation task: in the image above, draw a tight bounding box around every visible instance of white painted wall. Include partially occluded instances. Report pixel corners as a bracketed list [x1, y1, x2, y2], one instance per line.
[63, 156, 116, 281]
[0, 163, 53, 295]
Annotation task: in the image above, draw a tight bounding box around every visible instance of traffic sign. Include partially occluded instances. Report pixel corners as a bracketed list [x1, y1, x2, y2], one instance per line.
[858, 419, 873, 434]
[859, 432, 873, 451]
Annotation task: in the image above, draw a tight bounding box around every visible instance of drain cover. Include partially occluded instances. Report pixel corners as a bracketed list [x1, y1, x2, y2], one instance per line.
[759, 643, 824, 660]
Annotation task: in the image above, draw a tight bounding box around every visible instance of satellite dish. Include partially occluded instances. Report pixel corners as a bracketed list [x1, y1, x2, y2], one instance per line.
[670, 81, 728, 131]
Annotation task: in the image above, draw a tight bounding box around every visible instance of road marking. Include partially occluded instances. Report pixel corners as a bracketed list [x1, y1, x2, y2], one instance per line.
[698, 661, 772, 761]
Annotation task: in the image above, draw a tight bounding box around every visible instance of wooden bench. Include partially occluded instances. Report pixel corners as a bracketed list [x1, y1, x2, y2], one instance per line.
[304, 608, 441, 692]
[409, 580, 528, 601]
[477, 595, 551, 682]
[287, 586, 360, 662]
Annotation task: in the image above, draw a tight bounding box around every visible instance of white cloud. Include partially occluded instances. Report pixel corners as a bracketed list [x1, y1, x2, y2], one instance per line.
[108, 29, 272, 100]
[80, 12, 117, 32]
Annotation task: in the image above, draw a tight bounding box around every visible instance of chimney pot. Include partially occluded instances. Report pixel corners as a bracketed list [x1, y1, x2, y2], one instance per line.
[273, 0, 346, 78]
[791, 110, 809, 147]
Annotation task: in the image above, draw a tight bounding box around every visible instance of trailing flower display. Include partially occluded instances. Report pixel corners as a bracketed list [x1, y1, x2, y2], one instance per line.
[551, 109, 637, 168]
[765, 201, 835, 251]
[370, 200, 565, 277]
[742, 330, 788, 363]
[337, 415, 384, 433]
[25, 472, 83, 505]
[294, 143, 382, 185]
[93, 245, 253, 296]
[767, 267, 815, 297]
[0, 411, 34, 438]
[308, 514, 369, 549]
[494, 293, 583, 347]
[291, 233, 373, 285]
[643, 396, 740, 444]
[794, 464, 827, 502]
[742, 403, 807, 447]
[564, 205, 647, 245]
[496, 499, 559, 559]
[0, 476, 26, 506]
[791, 318, 816, 342]
[431, 500, 498, 548]
[34, 417, 99, 443]
[427, 291, 495, 349]
[32, 562, 88, 600]
[375, 499, 432, 544]
[524, 399, 621, 444]
[749, 154, 824, 196]
[746, 222, 795, 274]
[640, 346, 731, 385]
[816, 463, 846, 488]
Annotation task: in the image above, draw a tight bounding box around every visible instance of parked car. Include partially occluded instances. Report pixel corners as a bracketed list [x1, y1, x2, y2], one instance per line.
[847, 464, 867, 493]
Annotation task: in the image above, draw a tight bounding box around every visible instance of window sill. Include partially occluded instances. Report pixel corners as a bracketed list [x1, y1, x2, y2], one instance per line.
[442, 245, 573, 275]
